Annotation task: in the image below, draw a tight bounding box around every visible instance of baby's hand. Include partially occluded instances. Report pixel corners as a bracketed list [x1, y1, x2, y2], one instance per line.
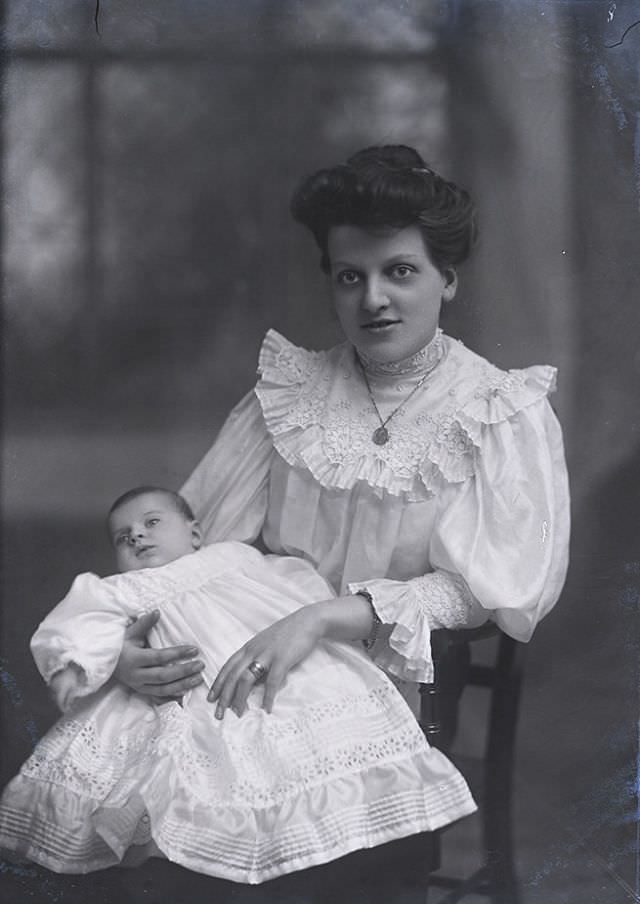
[49, 663, 86, 712]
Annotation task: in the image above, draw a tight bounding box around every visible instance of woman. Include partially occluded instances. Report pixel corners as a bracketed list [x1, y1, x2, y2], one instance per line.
[116, 145, 570, 897]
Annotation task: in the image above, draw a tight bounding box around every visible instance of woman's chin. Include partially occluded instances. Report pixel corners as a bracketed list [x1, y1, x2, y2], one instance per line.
[353, 328, 432, 364]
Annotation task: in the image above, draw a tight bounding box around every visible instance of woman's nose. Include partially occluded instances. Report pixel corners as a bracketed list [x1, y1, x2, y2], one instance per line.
[361, 278, 389, 312]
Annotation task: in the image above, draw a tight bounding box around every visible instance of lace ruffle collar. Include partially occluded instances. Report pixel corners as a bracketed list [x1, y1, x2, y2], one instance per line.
[255, 329, 557, 500]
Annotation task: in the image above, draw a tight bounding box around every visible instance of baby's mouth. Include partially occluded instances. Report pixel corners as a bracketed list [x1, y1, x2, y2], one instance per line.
[135, 545, 156, 557]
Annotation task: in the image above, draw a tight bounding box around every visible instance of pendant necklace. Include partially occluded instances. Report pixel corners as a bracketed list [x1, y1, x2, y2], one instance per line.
[358, 361, 433, 446]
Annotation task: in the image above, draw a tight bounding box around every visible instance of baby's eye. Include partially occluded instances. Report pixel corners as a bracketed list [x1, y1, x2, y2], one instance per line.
[336, 270, 360, 286]
[146, 517, 160, 527]
[115, 534, 130, 546]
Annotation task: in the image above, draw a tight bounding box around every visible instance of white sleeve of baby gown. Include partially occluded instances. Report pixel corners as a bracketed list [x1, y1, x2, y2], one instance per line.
[350, 396, 570, 684]
[30, 572, 134, 708]
[181, 389, 274, 545]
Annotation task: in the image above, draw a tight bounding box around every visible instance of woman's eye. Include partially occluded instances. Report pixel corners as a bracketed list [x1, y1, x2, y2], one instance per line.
[391, 265, 414, 279]
[336, 270, 360, 286]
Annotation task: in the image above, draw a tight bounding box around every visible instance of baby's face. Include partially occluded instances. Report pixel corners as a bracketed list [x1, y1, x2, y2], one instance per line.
[109, 492, 201, 573]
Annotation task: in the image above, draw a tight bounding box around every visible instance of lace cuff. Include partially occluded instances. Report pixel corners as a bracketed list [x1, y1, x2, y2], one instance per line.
[348, 570, 488, 684]
[409, 571, 488, 630]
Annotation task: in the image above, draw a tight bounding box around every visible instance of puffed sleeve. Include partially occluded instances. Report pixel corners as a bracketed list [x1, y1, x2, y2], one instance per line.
[30, 573, 135, 707]
[433, 395, 570, 638]
[350, 391, 570, 683]
[180, 389, 274, 544]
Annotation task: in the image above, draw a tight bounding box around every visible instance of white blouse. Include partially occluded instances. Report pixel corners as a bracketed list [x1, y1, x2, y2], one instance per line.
[182, 329, 570, 687]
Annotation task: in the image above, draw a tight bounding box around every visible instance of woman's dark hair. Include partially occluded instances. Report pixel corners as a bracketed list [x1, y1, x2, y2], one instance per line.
[290, 145, 477, 274]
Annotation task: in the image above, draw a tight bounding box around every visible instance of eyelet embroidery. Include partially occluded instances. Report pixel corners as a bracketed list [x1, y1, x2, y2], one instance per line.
[19, 680, 427, 810]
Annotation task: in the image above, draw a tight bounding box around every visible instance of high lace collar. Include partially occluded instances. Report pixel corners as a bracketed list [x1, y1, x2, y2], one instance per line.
[355, 328, 445, 378]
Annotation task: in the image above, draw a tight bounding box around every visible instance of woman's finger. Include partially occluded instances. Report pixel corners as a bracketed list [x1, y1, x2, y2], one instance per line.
[124, 609, 161, 643]
[213, 665, 250, 718]
[234, 664, 267, 716]
[261, 666, 286, 714]
[132, 645, 202, 669]
[208, 649, 248, 704]
[211, 654, 260, 718]
[138, 671, 205, 697]
[134, 658, 205, 690]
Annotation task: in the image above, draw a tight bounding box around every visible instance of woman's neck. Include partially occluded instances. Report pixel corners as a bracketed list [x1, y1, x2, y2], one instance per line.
[355, 328, 445, 378]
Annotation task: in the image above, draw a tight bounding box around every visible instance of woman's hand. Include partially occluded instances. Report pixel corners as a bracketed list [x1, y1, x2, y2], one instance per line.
[208, 605, 325, 719]
[114, 610, 205, 697]
[208, 593, 375, 719]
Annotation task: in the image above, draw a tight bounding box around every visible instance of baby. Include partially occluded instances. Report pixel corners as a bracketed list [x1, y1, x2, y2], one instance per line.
[0, 487, 475, 883]
[49, 487, 206, 711]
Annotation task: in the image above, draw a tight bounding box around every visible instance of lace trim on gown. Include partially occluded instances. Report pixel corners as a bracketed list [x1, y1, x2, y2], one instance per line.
[255, 329, 557, 500]
[0, 672, 476, 881]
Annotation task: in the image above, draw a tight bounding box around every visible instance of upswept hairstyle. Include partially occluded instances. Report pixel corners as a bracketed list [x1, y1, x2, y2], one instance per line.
[290, 145, 477, 274]
[108, 486, 196, 522]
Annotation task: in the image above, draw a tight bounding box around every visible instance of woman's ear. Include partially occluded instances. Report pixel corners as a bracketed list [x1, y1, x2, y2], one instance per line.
[191, 521, 203, 550]
[442, 268, 458, 302]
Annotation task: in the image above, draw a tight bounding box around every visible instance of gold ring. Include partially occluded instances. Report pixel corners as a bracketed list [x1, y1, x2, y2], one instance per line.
[247, 659, 268, 683]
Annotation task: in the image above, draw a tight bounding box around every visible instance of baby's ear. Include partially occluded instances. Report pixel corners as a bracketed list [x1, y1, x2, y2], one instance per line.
[191, 521, 203, 550]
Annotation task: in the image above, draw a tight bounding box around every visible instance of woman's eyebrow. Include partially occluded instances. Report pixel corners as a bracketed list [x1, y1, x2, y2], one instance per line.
[384, 253, 422, 264]
[331, 260, 359, 269]
[332, 253, 423, 269]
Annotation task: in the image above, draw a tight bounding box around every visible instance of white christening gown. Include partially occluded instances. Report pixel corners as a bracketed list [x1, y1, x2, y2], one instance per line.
[0, 542, 475, 883]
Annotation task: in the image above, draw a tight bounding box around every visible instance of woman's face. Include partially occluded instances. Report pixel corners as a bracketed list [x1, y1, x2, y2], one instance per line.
[327, 224, 457, 363]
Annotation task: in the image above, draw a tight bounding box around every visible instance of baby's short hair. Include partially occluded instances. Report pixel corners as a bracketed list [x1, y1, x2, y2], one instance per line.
[108, 486, 196, 521]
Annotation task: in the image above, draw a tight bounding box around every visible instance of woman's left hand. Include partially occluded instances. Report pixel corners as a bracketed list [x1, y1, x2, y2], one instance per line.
[208, 604, 326, 719]
[209, 591, 375, 718]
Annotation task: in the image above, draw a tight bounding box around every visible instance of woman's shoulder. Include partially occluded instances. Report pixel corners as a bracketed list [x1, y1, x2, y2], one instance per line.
[440, 334, 558, 432]
[257, 328, 348, 385]
[442, 333, 556, 399]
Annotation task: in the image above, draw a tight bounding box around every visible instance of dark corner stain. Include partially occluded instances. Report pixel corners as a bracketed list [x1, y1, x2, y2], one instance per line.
[0, 661, 41, 748]
[1, 858, 67, 902]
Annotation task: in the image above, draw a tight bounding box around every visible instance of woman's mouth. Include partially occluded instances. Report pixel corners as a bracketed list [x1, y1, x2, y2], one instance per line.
[361, 319, 400, 332]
